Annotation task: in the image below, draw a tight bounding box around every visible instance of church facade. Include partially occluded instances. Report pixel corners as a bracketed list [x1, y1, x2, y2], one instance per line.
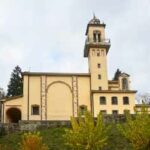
[1, 16, 137, 123]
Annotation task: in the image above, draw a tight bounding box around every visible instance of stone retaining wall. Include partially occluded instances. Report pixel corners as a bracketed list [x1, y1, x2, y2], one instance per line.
[0, 115, 135, 133]
[19, 120, 71, 131]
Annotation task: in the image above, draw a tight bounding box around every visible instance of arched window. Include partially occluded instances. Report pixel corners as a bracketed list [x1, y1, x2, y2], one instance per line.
[123, 97, 129, 105]
[99, 97, 106, 105]
[122, 78, 128, 90]
[93, 31, 101, 42]
[112, 97, 118, 105]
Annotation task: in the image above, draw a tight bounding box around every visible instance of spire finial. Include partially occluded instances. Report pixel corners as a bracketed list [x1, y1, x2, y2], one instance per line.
[93, 12, 96, 19]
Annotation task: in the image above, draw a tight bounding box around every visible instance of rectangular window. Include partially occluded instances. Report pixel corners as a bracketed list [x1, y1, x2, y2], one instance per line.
[112, 97, 118, 105]
[32, 105, 40, 115]
[79, 105, 87, 116]
[101, 50, 105, 56]
[98, 74, 101, 79]
[99, 86, 102, 90]
[97, 63, 101, 68]
[123, 97, 129, 105]
[100, 97, 106, 105]
[100, 110, 107, 115]
[112, 110, 118, 115]
[97, 49, 100, 56]
[92, 49, 95, 56]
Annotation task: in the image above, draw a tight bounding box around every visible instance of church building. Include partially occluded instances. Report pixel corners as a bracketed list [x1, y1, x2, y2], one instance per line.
[1, 16, 137, 123]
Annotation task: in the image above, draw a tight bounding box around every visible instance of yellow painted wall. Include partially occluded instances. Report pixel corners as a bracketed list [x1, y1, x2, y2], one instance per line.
[22, 75, 28, 120]
[47, 82, 72, 120]
[78, 77, 91, 110]
[29, 76, 41, 120]
[47, 77, 72, 88]
[108, 82, 119, 91]
[17, 75, 91, 121]
[88, 48, 108, 90]
[93, 93, 135, 117]
[46, 76, 72, 120]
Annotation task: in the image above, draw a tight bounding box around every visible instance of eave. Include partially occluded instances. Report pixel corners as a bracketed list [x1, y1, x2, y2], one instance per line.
[92, 90, 137, 94]
[22, 72, 90, 77]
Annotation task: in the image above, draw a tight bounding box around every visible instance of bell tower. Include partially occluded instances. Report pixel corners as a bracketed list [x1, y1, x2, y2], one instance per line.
[84, 15, 111, 90]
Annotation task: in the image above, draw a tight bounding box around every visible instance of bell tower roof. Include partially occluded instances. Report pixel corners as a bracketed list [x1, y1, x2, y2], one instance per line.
[89, 14, 100, 24]
[86, 15, 106, 35]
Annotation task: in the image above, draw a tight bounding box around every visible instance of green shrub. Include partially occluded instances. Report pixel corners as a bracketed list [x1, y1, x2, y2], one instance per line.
[0, 126, 6, 137]
[19, 132, 48, 150]
[118, 106, 150, 150]
[0, 144, 12, 150]
[64, 111, 110, 150]
[105, 123, 132, 150]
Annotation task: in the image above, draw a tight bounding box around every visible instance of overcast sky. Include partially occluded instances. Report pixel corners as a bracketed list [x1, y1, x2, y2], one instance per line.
[0, 0, 150, 94]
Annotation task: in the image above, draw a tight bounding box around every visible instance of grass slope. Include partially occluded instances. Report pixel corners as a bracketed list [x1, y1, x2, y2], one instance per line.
[0, 127, 132, 150]
[0, 128, 68, 150]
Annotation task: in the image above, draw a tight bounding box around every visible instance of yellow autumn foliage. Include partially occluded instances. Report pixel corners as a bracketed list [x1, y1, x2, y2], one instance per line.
[19, 132, 48, 150]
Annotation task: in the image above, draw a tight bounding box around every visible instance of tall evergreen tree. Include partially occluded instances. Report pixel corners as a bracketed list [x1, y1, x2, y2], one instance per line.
[7, 66, 23, 97]
[113, 69, 122, 80]
[0, 88, 5, 99]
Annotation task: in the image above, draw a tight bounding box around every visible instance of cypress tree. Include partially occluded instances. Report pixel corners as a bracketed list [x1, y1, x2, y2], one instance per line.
[113, 69, 122, 81]
[7, 66, 23, 97]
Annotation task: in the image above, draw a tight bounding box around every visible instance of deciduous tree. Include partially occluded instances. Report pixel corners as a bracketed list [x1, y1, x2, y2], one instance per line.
[118, 107, 150, 150]
[64, 111, 110, 150]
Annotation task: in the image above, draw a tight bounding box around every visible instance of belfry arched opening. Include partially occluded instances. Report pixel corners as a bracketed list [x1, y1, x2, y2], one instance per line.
[6, 108, 21, 123]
